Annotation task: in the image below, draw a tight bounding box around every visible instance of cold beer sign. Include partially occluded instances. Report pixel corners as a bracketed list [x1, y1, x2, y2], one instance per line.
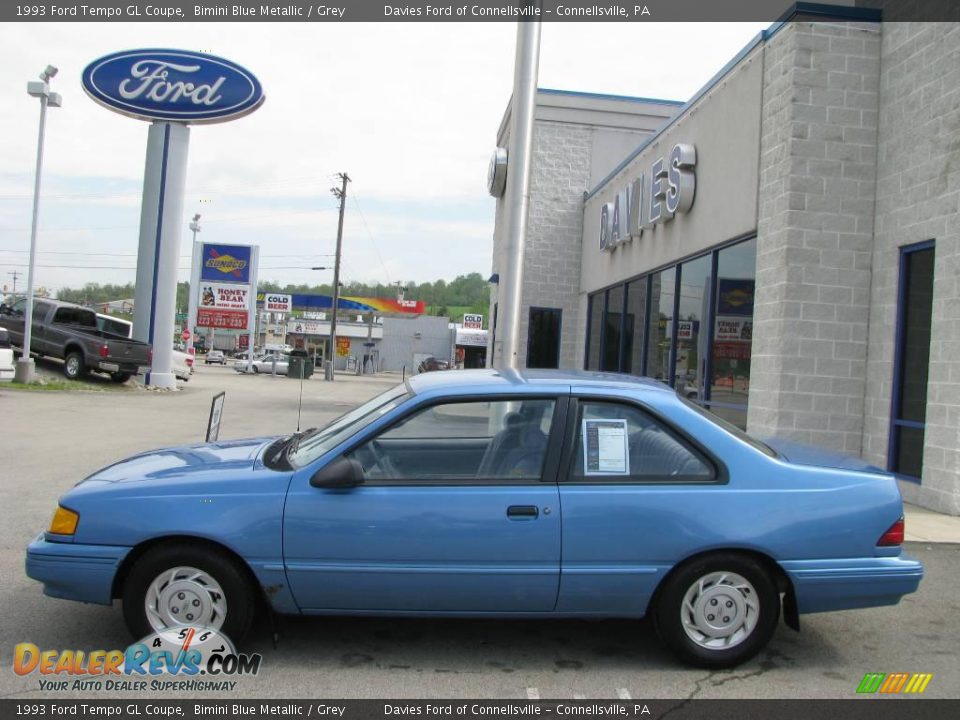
[599, 143, 696, 252]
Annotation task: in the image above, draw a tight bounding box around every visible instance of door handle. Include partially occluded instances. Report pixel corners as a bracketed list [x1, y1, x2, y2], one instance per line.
[507, 505, 539, 519]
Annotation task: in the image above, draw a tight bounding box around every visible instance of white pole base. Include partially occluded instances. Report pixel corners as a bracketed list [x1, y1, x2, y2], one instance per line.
[146, 372, 177, 389]
[14, 358, 35, 383]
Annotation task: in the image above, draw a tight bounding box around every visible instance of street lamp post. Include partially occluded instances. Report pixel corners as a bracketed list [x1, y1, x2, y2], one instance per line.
[185, 214, 201, 359]
[15, 65, 61, 384]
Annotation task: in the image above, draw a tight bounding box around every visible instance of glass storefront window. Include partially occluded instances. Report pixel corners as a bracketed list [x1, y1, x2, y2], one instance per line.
[709, 239, 757, 428]
[647, 269, 675, 383]
[890, 242, 935, 480]
[586, 293, 603, 371]
[623, 277, 648, 375]
[603, 286, 624, 372]
[675, 255, 711, 395]
[582, 239, 756, 430]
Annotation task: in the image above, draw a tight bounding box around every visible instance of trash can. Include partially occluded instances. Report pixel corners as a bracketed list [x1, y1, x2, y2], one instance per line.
[288, 349, 313, 379]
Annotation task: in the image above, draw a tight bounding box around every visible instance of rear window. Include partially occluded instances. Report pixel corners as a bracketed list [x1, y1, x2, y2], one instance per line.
[53, 307, 97, 327]
[679, 395, 778, 458]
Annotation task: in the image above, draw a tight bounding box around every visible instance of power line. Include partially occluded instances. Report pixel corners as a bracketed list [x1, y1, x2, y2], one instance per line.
[349, 192, 392, 286]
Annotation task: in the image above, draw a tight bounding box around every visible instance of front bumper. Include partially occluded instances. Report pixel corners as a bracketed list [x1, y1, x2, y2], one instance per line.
[780, 554, 923, 614]
[25, 533, 131, 606]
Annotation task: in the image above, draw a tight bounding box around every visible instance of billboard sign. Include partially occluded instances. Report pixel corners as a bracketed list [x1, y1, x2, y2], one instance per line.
[263, 293, 292, 313]
[196, 283, 249, 329]
[200, 244, 252, 283]
[82, 49, 265, 124]
[463, 314, 483, 330]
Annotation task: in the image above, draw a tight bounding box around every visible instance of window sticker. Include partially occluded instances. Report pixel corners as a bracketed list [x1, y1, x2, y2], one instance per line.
[582, 419, 630, 475]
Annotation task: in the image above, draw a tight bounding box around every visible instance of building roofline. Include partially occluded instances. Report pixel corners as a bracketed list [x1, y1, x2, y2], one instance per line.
[536, 88, 685, 107]
[584, 2, 882, 201]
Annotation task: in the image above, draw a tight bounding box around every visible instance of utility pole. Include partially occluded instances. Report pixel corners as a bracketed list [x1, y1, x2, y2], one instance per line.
[7, 271, 19, 294]
[326, 172, 350, 381]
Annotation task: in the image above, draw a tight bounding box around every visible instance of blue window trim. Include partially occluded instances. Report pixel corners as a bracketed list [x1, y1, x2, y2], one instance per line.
[887, 239, 936, 483]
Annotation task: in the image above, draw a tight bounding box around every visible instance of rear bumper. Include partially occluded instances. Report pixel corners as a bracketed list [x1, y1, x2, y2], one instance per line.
[780, 554, 923, 614]
[25, 533, 131, 606]
[98, 361, 149, 375]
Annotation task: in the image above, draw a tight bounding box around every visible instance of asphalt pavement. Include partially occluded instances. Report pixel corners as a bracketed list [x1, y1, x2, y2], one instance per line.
[1, 364, 957, 700]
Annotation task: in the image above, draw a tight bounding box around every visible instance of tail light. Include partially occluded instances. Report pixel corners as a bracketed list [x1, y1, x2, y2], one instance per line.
[99, 344, 109, 358]
[186, 358, 194, 367]
[877, 517, 905, 546]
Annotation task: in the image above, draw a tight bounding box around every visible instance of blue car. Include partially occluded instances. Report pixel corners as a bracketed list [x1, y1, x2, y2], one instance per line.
[26, 370, 922, 668]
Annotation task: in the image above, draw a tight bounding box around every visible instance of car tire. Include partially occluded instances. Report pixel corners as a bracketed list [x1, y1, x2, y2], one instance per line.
[121, 543, 255, 643]
[63, 351, 86, 380]
[252, 366, 259, 373]
[653, 553, 779, 669]
[110, 372, 131, 383]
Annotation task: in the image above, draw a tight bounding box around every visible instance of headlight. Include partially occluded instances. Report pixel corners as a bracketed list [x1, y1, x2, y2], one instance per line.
[48, 506, 79, 535]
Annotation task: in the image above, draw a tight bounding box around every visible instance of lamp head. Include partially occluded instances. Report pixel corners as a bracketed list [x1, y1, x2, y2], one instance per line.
[41, 65, 58, 82]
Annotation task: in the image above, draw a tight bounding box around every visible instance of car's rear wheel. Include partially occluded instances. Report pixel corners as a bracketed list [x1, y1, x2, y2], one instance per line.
[121, 543, 255, 643]
[63, 351, 86, 380]
[653, 553, 779, 669]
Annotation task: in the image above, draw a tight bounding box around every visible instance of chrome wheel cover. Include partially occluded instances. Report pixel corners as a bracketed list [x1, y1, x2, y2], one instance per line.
[680, 571, 759, 650]
[65, 356, 80, 376]
[145, 566, 227, 632]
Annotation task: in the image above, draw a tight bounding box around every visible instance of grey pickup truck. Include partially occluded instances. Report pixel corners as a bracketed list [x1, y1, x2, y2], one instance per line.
[0, 297, 152, 382]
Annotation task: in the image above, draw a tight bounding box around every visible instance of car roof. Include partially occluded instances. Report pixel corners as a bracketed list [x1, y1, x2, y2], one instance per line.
[406, 368, 674, 396]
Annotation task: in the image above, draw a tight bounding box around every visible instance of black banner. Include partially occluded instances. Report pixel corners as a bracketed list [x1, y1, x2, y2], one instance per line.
[3, 0, 960, 23]
[0, 700, 957, 720]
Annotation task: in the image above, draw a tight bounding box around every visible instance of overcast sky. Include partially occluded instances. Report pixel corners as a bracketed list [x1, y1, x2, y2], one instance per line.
[0, 21, 767, 296]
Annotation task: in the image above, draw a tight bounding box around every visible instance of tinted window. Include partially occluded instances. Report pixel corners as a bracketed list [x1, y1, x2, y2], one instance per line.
[53, 307, 96, 327]
[570, 401, 713, 482]
[675, 255, 711, 395]
[623, 277, 647, 376]
[602, 286, 624, 372]
[527, 307, 561, 369]
[586, 293, 603, 371]
[350, 398, 555, 481]
[648, 269, 675, 383]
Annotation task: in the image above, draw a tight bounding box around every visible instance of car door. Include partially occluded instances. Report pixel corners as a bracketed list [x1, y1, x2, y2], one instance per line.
[283, 395, 566, 613]
[555, 396, 720, 616]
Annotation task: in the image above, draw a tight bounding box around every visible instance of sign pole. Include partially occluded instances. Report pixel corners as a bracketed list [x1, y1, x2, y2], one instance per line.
[247, 246, 259, 372]
[134, 121, 190, 389]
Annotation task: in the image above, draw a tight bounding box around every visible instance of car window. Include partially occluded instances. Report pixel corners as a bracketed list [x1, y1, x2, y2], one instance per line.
[348, 398, 556, 482]
[288, 383, 411, 468]
[678, 395, 778, 458]
[569, 401, 714, 483]
[53, 306, 97, 327]
[10, 299, 26, 317]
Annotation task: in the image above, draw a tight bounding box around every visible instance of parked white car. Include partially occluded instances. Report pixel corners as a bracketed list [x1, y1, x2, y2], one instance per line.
[0, 327, 14, 382]
[171, 348, 194, 381]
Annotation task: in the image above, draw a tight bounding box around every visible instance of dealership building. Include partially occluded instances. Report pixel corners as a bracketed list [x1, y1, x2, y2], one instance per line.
[487, 13, 958, 514]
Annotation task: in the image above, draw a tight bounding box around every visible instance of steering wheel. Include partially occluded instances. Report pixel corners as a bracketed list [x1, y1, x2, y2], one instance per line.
[352, 440, 399, 479]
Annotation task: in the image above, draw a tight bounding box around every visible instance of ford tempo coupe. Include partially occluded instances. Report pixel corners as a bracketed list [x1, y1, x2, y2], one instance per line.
[26, 370, 922, 668]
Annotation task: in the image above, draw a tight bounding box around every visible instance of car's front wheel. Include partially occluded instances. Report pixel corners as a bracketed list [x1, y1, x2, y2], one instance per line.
[121, 543, 255, 643]
[653, 553, 779, 669]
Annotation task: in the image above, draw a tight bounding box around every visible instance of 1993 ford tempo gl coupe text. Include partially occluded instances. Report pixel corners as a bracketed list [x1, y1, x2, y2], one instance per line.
[26, 370, 922, 668]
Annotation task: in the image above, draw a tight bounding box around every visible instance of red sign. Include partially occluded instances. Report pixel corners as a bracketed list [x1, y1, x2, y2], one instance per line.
[196, 308, 248, 330]
[238, 335, 249, 350]
[181, 329, 190, 341]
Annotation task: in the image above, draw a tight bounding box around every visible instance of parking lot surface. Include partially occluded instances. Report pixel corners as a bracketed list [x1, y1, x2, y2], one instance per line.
[2, 366, 958, 699]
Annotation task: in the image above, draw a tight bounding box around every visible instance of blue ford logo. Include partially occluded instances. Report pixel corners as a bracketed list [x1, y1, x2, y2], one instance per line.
[82, 49, 264, 124]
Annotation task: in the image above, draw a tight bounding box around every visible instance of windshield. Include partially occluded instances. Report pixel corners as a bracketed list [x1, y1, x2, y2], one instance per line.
[678, 395, 778, 458]
[288, 383, 411, 468]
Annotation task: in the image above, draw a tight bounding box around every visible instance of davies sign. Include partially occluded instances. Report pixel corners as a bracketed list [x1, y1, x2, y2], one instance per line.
[82, 49, 264, 123]
[598, 143, 696, 252]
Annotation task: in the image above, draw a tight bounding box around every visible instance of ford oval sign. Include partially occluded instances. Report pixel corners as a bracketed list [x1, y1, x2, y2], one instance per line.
[82, 49, 264, 124]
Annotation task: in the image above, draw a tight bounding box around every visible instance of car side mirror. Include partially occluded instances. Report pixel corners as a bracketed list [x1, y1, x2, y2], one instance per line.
[310, 456, 365, 489]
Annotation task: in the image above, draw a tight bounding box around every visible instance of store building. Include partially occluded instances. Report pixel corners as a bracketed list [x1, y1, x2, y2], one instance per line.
[487, 11, 959, 514]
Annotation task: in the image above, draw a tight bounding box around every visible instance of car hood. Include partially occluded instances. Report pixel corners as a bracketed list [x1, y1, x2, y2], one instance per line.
[763, 437, 887, 474]
[79, 437, 278, 485]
